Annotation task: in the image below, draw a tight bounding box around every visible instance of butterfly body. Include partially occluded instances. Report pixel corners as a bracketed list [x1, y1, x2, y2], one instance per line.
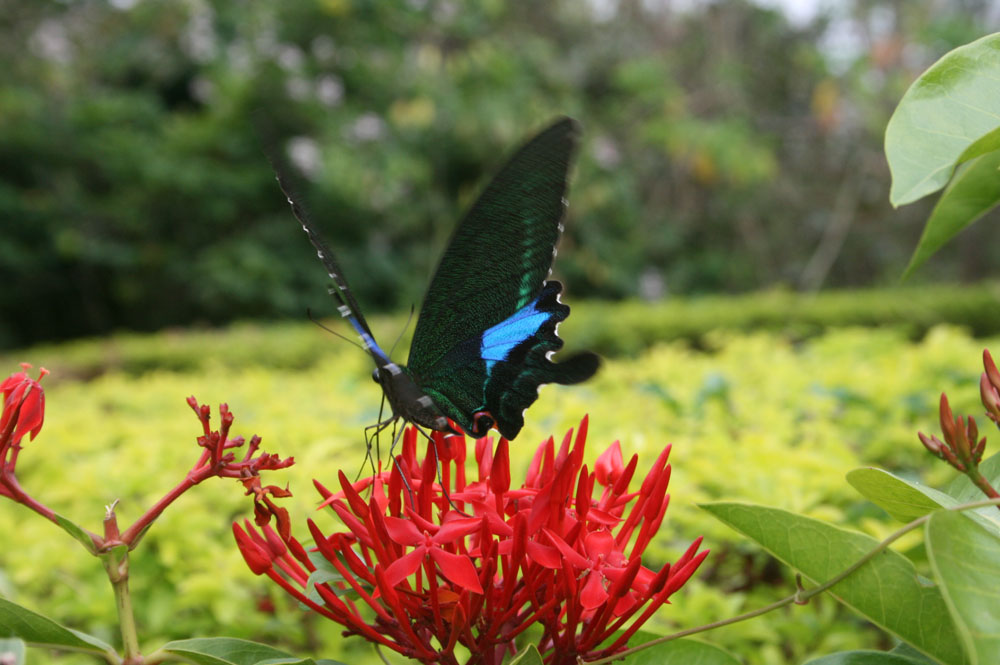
[272, 117, 599, 441]
[372, 360, 453, 433]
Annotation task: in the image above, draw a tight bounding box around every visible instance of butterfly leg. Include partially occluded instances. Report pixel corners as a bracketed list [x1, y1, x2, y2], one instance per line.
[404, 424, 471, 517]
[359, 412, 397, 482]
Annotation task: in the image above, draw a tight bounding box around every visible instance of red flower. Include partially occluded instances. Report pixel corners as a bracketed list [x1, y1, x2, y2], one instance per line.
[235, 417, 708, 665]
[1, 364, 48, 500]
[1, 363, 47, 448]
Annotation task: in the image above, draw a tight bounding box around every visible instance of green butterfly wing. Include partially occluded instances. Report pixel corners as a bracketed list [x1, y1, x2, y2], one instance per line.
[406, 117, 598, 439]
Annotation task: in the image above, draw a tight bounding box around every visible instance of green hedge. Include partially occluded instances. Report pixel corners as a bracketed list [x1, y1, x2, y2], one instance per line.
[564, 282, 1000, 356]
[5, 283, 1000, 380]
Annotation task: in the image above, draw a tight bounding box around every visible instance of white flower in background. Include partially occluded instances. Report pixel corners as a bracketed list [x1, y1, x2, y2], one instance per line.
[287, 136, 322, 180]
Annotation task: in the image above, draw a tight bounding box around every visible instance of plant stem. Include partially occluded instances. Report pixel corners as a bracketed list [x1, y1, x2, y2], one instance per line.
[580, 497, 1000, 665]
[104, 548, 143, 665]
[965, 468, 1000, 510]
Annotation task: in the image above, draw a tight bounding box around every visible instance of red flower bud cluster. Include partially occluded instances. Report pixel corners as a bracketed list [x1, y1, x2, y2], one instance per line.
[235, 417, 708, 665]
[919, 394, 986, 472]
[184, 397, 296, 539]
[980, 349, 1000, 426]
[918, 349, 1000, 503]
[1, 369, 293, 548]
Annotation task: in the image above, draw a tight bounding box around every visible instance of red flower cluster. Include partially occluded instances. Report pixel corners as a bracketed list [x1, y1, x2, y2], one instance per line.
[1, 363, 46, 445]
[235, 417, 708, 665]
[1, 364, 47, 500]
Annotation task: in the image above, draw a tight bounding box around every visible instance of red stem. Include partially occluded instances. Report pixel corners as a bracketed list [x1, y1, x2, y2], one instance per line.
[118, 465, 215, 546]
[967, 468, 1000, 509]
[0, 471, 61, 526]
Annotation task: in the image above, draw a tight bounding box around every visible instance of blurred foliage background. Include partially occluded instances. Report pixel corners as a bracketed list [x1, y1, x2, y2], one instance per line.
[4, 0, 1000, 349]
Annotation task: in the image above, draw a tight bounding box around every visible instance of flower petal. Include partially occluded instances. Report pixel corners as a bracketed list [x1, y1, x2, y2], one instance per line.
[583, 530, 615, 559]
[384, 516, 425, 546]
[407, 509, 438, 534]
[581, 506, 620, 526]
[429, 548, 483, 594]
[434, 516, 482, 543]
[0, 370, 28, 397]
[579, 570, 608, 609]
[612, 592, 637, 616]
[384, 547, 426, 587]
[526, 540, 563, 569]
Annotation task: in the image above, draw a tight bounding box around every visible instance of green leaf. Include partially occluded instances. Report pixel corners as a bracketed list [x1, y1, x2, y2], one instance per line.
[847, 468, 1000, 535]
[847, 468, 951, 522]
[54, 513, 98, 554]
[886, 32, 1000, 206]
[161, 637, 341, 665]
[902, 150, 1000, 278]
[0, 597, 115, 657]
[803, 650, 936, 664]
[890, 642, 939, 663]
[620, 638, 741, 664]
[926, 511, 1000, 664]
[957, 127, 1000, 163]
[508, 644, 544, 665]
[0, 638, 25, 665]
[701, 502, 970, 665]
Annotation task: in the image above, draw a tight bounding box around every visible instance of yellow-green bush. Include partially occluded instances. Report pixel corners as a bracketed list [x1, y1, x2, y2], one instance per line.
[0, 313, 993, 664]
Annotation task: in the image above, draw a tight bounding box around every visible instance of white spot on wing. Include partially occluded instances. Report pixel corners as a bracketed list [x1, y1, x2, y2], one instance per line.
[551, 289, 565, 351]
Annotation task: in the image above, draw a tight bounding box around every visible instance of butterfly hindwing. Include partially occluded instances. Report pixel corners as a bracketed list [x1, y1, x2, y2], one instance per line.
[418, 280, 597, 439]
[406, 118, 599, 439]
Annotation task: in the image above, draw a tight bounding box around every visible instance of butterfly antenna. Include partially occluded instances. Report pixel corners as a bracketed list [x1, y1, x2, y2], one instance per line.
[306, 308, 366, 351]
[388, 304, 416, 359]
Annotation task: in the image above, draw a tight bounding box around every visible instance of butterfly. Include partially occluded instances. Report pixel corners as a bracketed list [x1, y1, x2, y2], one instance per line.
[271, 117, 599, 442]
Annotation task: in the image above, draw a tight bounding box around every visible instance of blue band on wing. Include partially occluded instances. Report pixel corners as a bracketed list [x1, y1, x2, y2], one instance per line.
[480, 295, 553, 372]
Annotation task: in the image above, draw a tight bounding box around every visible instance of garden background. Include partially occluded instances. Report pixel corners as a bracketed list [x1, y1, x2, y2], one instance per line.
[2, 1, 1000, 664]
